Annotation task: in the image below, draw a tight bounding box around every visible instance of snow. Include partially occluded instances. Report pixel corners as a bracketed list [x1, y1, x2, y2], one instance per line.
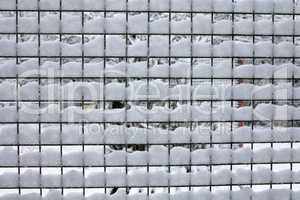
[192, 0, 212, 11]
[170, 147, 190, 164]
[213, 0, 233, 12]
[170, 169, 189, 186]
[85, 172, 105, 187]
[274, 0, 293, 13]
[40, 40, 60, 56]
[84, 36, 104, 56]
[0, 17, 16, 33]
[0, 60, 17, 77]
[255, 19, 273, 35]
[253, 147, 272, 163]
[172, 19, 191, 34]
[61, 42, 82, 56]
[106, 14, 126, 33]
[253, 167, 272, 183]
[213, 60, 232, 78]
[254, 41, 273, 57]
[106, 35, 126, 56]
[0, 106, 17, 122]
[19, 17, 38, 33]
[128, 0, 147, 10]
[253, 127, 272, 142]
[234, 0, 253, 12]
[62, 0, 82, 10]
[20, 170, 40, 187]
[63, 151, 83, 166]
[0, 81, 16, 100]
[20, 81, 39, 100]
[171, 0, 191, 11]
[0, 125, 17, 144]
[150, 0, 169, 11]
[0, 39, 16, 56]
[214, 41, 233, 57]
[18, 0, 37, 9]
[150, 36, 169, 56]
[106, 0, 126, 10]
[84, 17, 104, 33]
[193, 15, 212, 34]
[171, 39, 191, 56]
[149, 170, 168, 186]
[193, 42, 212, 57]
[211, 169, 231, 185]
[149, 145, 168, 165]
[274, 42, 294, 57]
[232, 126, 252, 142]
[106, 170, 126, 186]
[234, 41, 253, 57]
[106, 150, 126, 165]
[191, 149, 210, 164]
[84, 0, 104, 10]
[40, 14, 60, 33]
[233, 147, 252, 163]
[234, 64, 254, 78]
[255, 0, 274, 13]
[150, 18, 169, 33]
[40, 0, 60, 9]
[128, 151, 147, 165]
[232, 168, 251, 184]
[212, 148, 231, 164]
[63, 170, 83, 187]
[214, 20, 232, 34]
[42, 174, 61, 187]
[0, 172, 18, 187]
[41, 149, 60, 166]
[19, 124, 38, 144]
[20, 151, 40, 166]
[274, 19, 294, 35]
[128, 40, 147, 57]
[0, 0, 16, 9]
[234, 19, 253, 34]
[128, 169, 148, 186]
[128, 14, 148, 33]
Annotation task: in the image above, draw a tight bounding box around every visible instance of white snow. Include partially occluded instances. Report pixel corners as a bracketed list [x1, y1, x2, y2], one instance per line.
[128, 14, 148, 33]
[193, 15, 212, 34]
[234, 64, 254, 78]
[19, 17, 38, 33]
[106, 170, 126, 186]
[150, 36, 169, 56]
[63, 170, 83, 187]
[274, 19, 294, 35]
[105, 150, 126, 165]
[0, 81, 16, 100]
[149, 145, 168, 165]
[40, 14, 60, 33]
[255, 0, 273, 13]
[234, 19, 253, 34]
[18, 0, 37, 9]
[213, 0, 232, 12]
[254, 41, 273, 57]
[0, 125, 17, 144]
[234, 0, 253, 12]
[20, 170, 40, 187]
[40, 0, 60, 9]
[214, 20, 232, 34]
[214, 41, 233, 57]
[0, 39, 16, 56]
[0, 0, 16, 9]
[0, 172, 18, 187]
[85, 172, 105, 187]
[106, 14, 126, 33]
[170, 147, 190, 164]
[0, 17, 16, 33]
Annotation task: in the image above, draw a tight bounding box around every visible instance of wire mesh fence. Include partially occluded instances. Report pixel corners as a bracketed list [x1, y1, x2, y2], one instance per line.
[0, 0, 300, 199]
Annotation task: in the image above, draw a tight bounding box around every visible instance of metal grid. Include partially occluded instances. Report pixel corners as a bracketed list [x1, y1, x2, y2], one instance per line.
[0, 0, 299, 199]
